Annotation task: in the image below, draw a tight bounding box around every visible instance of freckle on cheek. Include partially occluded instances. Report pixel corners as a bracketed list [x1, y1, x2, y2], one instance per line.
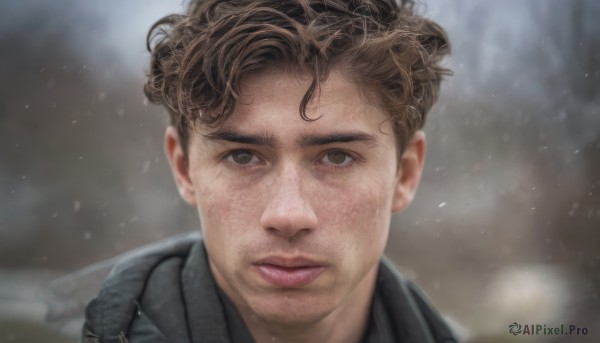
[325, 188, 380, 229]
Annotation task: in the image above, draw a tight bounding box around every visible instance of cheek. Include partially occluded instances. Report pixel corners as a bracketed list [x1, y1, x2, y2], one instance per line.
[194, 174, 264, 242]
[314, 179, 392, 250]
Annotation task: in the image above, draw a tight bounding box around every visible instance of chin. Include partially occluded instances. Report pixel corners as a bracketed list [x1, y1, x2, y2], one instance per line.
[247, 291, 338, 325]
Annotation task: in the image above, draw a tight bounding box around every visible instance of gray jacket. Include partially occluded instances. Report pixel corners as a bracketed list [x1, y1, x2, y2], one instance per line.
[82, 235, 458, 343]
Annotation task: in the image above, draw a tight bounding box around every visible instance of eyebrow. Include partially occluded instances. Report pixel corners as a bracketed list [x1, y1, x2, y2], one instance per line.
[298, 132, 378, 147]
[203, 130, 277, 147]
[204, 129, 378, 148]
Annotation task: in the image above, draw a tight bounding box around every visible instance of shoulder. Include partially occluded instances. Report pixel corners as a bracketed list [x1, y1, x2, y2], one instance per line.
[376, 257, 460, 343]
[82, 233, 201, 343]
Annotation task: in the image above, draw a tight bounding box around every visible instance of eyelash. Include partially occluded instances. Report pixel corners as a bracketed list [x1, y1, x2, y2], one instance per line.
[317, 150, 358, 169]
[221, 149, 360, 170]
[222, 149, 263, 169]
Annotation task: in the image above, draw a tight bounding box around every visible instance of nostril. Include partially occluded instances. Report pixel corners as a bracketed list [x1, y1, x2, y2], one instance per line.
[266, 226, 312, 241]
[260, 199, 317, 238]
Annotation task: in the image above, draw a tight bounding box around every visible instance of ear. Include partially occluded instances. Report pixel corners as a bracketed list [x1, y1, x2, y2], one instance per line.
[164, 126, 196, 206]
[391, 130, 426, 213]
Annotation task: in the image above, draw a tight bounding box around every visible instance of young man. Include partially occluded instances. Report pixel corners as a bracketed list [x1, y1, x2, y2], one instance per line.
[82, 0, 456, 342]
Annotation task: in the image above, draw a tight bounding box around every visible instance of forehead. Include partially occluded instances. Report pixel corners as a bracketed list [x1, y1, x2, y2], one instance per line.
[197, 68, 394, 141]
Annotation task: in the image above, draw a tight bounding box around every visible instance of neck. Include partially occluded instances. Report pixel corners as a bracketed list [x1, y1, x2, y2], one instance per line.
[239, 265, 378, 343]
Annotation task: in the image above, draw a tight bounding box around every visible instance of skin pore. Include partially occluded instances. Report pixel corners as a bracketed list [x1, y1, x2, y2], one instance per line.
[164, 68, 426, 343]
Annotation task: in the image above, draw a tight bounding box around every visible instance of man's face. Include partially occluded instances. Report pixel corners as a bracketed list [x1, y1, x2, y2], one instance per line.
[165, 68, 425, 324]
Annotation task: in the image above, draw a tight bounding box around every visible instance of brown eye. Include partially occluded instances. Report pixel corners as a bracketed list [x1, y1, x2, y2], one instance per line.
[230, 150, 254, 164]
[323, 151, 353, 166]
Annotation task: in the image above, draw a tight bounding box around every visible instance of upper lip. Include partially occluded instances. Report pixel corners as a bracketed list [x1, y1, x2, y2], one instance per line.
[254, 256, 326, 268]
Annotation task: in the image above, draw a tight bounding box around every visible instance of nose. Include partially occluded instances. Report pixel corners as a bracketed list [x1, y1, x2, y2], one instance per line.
[260, 162, 318, 239]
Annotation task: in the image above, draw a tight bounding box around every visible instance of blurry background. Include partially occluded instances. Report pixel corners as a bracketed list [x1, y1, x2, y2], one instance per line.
[0, 0, 598, 342]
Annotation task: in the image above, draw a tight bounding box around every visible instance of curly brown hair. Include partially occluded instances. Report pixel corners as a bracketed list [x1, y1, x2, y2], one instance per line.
[144, 0, 451, 155]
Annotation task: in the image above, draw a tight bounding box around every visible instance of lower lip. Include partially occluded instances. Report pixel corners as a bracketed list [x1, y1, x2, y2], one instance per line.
[255, 264, 325, 288]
